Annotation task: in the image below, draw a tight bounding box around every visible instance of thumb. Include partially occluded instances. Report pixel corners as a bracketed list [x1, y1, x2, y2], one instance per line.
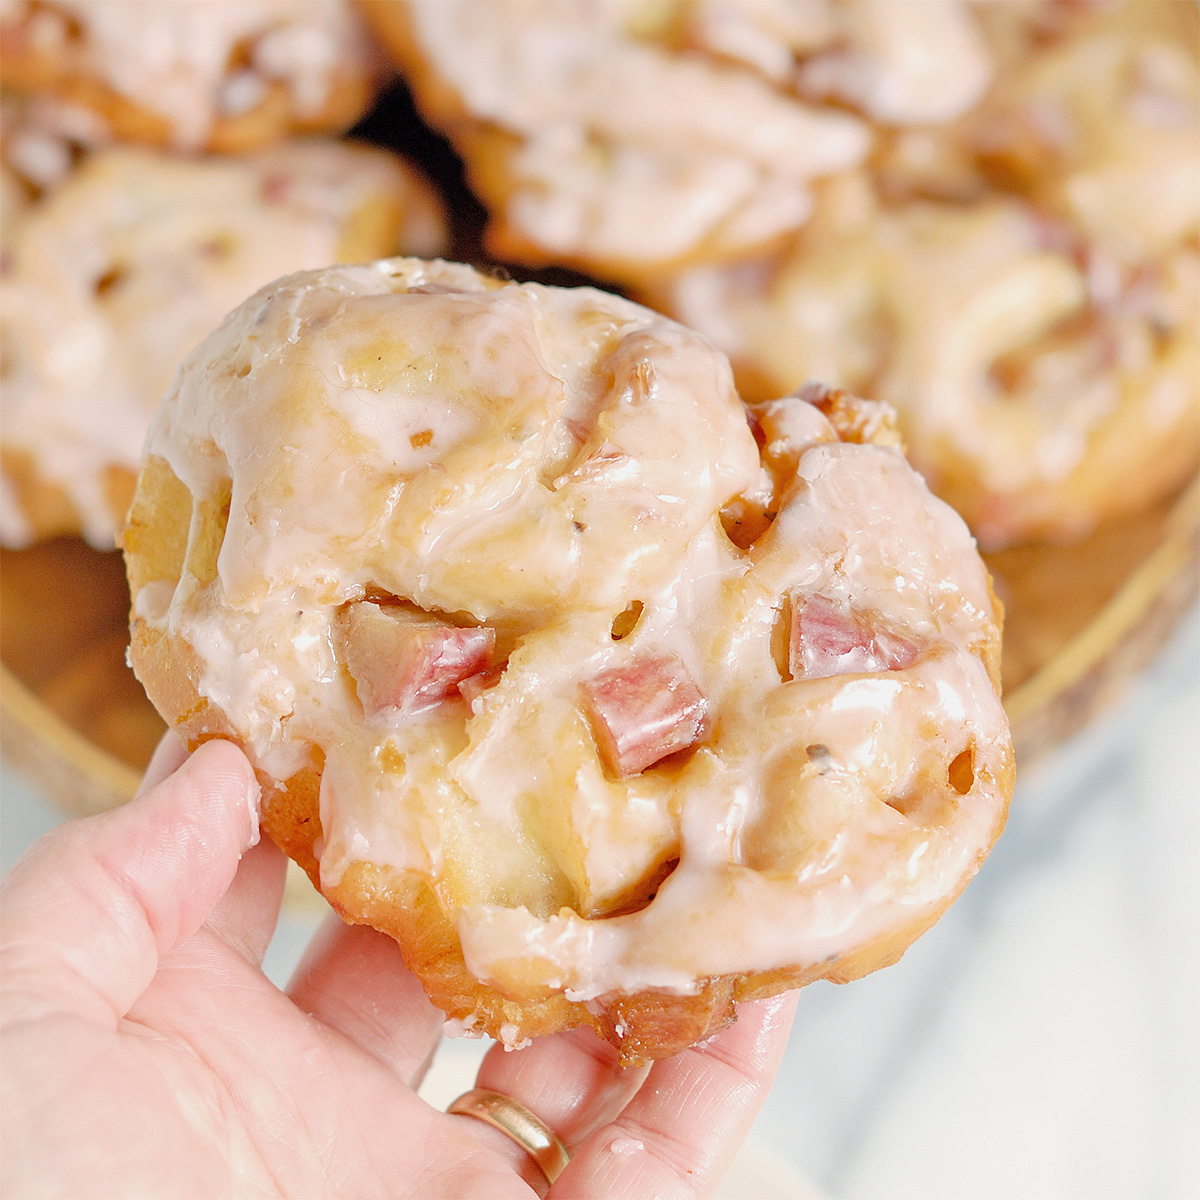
[0, 739, 261, 1027]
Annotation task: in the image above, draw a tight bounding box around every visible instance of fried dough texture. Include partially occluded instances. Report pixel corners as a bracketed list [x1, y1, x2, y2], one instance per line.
[124, 259, 1012, 1062]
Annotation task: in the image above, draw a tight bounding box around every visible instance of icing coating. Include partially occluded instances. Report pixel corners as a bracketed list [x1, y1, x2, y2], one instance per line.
[1, 0, 374, 148]
[129, 259, 1011, 1002]
[404, 0, 869, 267]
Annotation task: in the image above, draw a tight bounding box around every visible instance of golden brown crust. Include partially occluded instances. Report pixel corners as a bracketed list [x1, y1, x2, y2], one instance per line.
[249, 745, 1009, 1063]
[176, 662, 1007, 1062]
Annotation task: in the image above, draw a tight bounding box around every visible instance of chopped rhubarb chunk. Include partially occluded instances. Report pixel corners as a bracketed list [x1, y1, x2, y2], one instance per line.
[582, 650, 709, 777]
[789, 595, 919, 680]
[335, 602, 495, 716]
[458, 661, 506, 707]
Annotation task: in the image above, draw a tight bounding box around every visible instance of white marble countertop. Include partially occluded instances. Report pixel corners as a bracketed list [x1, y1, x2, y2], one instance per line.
[3, 607, 1197, 1199]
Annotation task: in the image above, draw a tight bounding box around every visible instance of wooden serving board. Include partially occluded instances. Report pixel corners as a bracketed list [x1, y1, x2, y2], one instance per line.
[2, 477, 1196, 818]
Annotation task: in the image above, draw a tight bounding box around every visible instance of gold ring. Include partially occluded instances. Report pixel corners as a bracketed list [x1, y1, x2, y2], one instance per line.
[447, 1088, 570, 1183]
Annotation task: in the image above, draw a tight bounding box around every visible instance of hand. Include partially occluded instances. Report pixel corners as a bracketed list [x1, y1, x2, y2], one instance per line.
[1, 735, 797, 1198]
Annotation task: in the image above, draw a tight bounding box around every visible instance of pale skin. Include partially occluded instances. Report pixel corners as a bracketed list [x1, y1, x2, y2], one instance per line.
[0, 735, 798, 1198]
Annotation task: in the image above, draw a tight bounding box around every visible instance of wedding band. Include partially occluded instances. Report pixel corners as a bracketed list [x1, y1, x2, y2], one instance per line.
[447, 1088, 570, 1183]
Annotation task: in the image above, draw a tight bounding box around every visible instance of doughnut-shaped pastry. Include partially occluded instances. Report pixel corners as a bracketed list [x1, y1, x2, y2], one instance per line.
[0, 140, 447, 549]
[363, 0, 992, 283]
[0, 0, 381, 152]
[123, 258, 1013, 1063]
[660, 0, 1200, 547]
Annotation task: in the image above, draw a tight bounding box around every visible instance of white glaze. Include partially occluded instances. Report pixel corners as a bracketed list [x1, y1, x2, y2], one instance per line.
[399, 0, 997, 271]
[404, 0, 870, 266]
[0, 140, 445, 548]
[2, 0, 371, 148]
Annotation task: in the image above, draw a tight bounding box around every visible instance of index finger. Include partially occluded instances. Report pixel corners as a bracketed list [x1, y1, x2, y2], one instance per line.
[553, 992, 798, 1198]
[0, 739, 260, 1028]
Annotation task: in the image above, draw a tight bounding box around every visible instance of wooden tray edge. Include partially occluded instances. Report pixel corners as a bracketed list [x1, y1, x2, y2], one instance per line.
[1004, 479, 1200, 765]
[0, 666, 328, 911]
[1, 663, 142, 814]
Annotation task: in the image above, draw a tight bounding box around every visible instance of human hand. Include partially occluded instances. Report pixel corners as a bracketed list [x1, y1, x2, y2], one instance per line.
[1, 735, 797, 1198]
